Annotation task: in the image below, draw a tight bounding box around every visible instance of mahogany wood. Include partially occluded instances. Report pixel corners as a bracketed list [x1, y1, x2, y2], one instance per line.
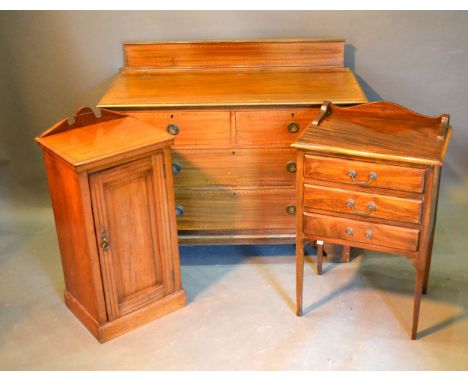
[174, 188, 296, 230]
[303, 184, 423, 224]
[235, 109, 319, 145]
[303, 212, 420, 252]
[124, 110, 231, 147]
[99, 39, 367, 254]
[172, 148, 297, 187]
[124, 39, 345, 69]
[36, 108, 186, 342]
[294, 101, 451, 339]
[303, 154, 426, 193]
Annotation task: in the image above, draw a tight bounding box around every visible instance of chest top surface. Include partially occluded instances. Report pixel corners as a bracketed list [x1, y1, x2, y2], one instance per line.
[97, 39, 367, 108]
[292, 101, 452, 166]
[35, 107, 173, 168]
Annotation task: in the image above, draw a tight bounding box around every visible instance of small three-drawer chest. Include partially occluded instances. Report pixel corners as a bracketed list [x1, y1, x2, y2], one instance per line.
[292, 101, 451, 339]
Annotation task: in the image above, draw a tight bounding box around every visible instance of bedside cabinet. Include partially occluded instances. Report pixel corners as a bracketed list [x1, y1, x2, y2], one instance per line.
[292, 101, 452, 339]
[36, 107, 186, 342]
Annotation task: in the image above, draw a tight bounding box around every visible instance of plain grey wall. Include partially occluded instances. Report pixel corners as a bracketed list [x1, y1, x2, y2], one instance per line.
[1, 11, 467, 208]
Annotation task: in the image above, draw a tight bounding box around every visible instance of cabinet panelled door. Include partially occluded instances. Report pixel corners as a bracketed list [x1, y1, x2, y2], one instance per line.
[90, 155, 175, 320]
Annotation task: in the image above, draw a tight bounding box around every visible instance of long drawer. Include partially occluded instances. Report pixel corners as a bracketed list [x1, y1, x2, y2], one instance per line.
[303, 184, 422, 224]
[174, 188, 296, 230]
[303, 212, 420, 252]
[125, 110, 231, 146]
[236, 109, 319, 145]
[172, 148, 297, 187]
[304, 155, 426, 193]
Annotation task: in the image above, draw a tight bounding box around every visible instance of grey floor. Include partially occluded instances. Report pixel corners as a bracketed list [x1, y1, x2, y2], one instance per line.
[1, 183, 468, 370]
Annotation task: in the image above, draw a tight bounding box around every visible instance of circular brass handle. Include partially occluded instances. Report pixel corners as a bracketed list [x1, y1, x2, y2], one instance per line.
[172, 162, 181, 174]
[346, 227, 354, 236]
[366, 230, 373, 239]
[287, 122, 300, 133]
[347, 199, 376, 216]
[286, 205, 296, 214]
[167, 124, 180, 135]
[286, 161, 297, 173]
[348, 169, 377, 186]
[175, 205, 184, 217]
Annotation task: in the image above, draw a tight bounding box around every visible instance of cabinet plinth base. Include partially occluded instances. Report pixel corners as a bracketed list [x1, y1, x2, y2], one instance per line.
[65, 289, 187, 343]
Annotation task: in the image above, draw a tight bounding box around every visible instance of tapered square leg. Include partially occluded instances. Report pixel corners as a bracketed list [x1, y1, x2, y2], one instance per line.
[422, 228, 436, 295]
[296, 238, 304, 316]
[412, 267, 425, 340]
[316, 240, 324, 275]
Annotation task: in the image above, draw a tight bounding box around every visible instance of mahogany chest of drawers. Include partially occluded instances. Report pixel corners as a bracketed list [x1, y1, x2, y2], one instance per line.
[293, 101, 452, 339]
[98, 39, 368, 246]
[36, 108, 186, 342]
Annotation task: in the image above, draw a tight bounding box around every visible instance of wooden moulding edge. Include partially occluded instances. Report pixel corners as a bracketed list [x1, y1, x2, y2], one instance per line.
[65, 289, 187, 343]
[98, 290, 186, 343]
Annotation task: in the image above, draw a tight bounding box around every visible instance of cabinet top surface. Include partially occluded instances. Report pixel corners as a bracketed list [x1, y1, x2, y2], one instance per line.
[97, 67, 367, 108]
[36, 108, 173, 168]
[292, 102, 452, 166]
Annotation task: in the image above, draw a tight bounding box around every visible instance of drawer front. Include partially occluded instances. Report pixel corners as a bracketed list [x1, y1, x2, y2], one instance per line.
[125, 110, 231, 146]
[236, 109, 319, 145]
[172, 148, 297, 187]
[174, 188, 296, 230]
[303, 212, 420, 252]
[303, 184, 422, 224]
[304, 155, 425, 193]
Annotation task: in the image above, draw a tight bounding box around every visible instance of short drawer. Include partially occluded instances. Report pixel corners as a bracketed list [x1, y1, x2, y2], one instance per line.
[303, 212, 420, 252]
[174, 187, 296, 230]
[303, 184, 422, 224]
[303, 155, 425, 193]
[236, 109, 319, 145]
[172, 148, 297, 187]
[125, 110, 231, 146]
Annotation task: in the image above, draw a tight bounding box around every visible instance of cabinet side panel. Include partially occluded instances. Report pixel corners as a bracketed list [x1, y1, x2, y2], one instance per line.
[43, 150, 106, 322]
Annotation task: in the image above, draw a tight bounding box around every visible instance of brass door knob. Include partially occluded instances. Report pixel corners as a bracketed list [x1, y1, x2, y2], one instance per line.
[286, 161, 297, 173]
[287, 122, 300, 133]
[345, 227, 354, 236]
[172, 162, 181, 174]
[286, 205, 296, 214]
[175, 205, 185, 217]
[167, 124, 180, 135]
[366, 230, 373, 239]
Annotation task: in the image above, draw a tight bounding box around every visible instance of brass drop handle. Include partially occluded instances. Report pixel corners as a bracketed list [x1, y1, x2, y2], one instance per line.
[348, 169, 377, 185]
[286, 205, 296, 214]
[287, 122, 300, 133]
[167, 124, 180, 135]
[100, 228, 109, 252]
[175, 205, 185, 217]
[172, 162, 181, 174]
[286, 161, 297, 173]
[347, 199, 377, 216]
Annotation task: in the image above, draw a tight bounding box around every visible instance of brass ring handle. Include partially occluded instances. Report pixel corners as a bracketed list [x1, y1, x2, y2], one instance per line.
[347, 199, 377, 216]
[175, 205, 185, 217]
[287, 122, 300, 133]
[286, 205, 296, 214]
[348, 169, 377, 185]
[172, 162, 181, 174]
[167, 124, 180, 135]
[286, 161, 297, 173]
